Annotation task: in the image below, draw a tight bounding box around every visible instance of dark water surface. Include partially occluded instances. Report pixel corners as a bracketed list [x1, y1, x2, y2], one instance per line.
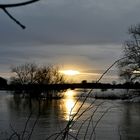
[0, 90, 140, 140]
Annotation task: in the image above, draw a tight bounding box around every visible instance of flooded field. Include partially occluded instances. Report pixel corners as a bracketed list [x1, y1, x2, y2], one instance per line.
[0, 90, 140, 140]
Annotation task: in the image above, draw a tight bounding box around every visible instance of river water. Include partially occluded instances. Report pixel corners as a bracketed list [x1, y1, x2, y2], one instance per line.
[0, 90, 140, 140]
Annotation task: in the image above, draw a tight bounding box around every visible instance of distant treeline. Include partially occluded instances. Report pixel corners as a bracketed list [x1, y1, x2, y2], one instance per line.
[1, 82, 140, 91]
[1, 75, 140, 91]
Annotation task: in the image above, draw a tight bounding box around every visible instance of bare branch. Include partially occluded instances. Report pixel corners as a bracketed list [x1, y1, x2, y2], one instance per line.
[0, 0, 40, 29]
[0, 0, 39, 8]
[2, 8, 26, 29]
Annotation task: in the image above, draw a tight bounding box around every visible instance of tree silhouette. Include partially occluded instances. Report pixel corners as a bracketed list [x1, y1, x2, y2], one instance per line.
[0, 77, 7, 88]
[118, 24, 140, 82]
[11, 63, 38, 84]
[10, 63, 66, 85]
[0, 0, 40, 29]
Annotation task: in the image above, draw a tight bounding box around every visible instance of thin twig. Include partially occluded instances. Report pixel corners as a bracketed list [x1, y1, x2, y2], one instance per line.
[27, 114, 40, 140]
[70, 99, 96, 128]
[89, 106, 112, 140]
[9, 124, 20, 140]
[21, 112, 32, 140]
[75, 101, 104, 139]
[84, 102, 105, 140]
[67, 133, 78, 140]
[45, 132, 62, 140]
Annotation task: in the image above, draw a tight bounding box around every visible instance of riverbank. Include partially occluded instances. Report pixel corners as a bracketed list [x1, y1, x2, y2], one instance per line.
[74, 89, 140, 102]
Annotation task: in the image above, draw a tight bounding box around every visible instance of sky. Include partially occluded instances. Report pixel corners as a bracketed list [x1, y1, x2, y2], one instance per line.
[0, 0, 140, 82]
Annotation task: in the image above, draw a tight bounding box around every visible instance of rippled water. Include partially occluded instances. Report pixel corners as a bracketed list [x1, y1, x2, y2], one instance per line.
[0, 90, 140, 140]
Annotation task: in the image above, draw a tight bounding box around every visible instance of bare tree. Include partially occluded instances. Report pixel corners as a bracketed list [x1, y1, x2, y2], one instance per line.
[118, 24, 140, 82]
[10, 63, 66, 85]
[11, 63, 38, 84]
[50, 66, 66, 84]
[35, 65, 65, 84]
[0, 0, 40, 29]
[35, 66, 52, 84]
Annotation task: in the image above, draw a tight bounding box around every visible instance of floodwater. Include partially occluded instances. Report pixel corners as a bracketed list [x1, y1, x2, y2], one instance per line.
[0, 90, 140, 140]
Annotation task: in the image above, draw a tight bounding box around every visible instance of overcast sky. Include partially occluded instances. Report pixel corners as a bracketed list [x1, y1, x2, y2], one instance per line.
[0, 0, 140, 82]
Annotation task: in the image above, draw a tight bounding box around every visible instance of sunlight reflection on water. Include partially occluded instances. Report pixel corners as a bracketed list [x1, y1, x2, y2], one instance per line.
[65, 89, 76, 97]
[65, 98, 75, 120]
[64, 89, 77, 121]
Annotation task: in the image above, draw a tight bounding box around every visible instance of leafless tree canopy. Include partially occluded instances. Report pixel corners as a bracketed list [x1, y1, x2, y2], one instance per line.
[0, 0, 40, 29]
[35, 65, 66, 84]
[118, 24, 140, 82]
[10, 63, 66, 84]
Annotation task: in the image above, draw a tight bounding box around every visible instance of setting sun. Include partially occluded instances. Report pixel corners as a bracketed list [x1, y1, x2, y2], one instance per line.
[60, 70, 80, 76]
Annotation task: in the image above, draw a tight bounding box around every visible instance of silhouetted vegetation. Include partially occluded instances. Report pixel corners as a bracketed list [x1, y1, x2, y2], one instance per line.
[6, 82, 140, 92]
[0, 77, 7, 89]
[9, 63, 66, 98]
[10, 63, 65, 85]
[118, 24, 140, 82]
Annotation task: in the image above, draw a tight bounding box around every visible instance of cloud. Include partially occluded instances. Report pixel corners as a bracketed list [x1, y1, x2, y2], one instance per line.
[0, 44, 122, 72]
[0, 0, 140, 82]
[1, 0, 140, 45]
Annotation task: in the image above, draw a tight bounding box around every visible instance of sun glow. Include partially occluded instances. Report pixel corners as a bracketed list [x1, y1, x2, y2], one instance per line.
[60, 70, 80, 76]
[133, 70, 140, 74]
